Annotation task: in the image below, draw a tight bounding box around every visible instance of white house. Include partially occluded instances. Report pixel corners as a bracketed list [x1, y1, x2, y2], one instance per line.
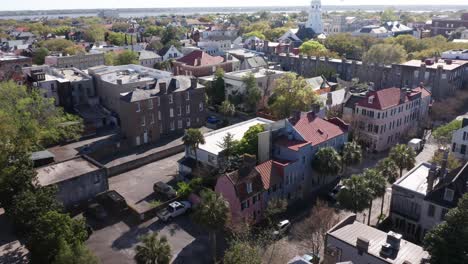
[324, 214, 429, 264]
[352, 25, 393, 39]
[442, 49, 468, 60]
[138, 50, 161, 68]
[390, 157, 468, 242]
[277, 28, 301, 43]
[197, 39, 232, 56]
[178, 118, 274, 175]
[451, 117, 468, 159]
[158, 45, 183, 61]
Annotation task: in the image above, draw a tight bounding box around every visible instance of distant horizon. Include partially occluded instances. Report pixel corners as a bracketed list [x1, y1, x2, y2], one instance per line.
[1, 0, 468, 12]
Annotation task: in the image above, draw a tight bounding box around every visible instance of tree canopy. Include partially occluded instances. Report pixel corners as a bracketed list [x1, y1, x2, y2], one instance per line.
[432, 119, 462, 145]
[134, 233, 171, 264]
[243, 73, 261, 112]
[313, 147, 342, 184]
[236, 124, 265, 157]
[299, 40, 333, 57]
[363, 44, 407, 65]
[389, 144, 416, 178]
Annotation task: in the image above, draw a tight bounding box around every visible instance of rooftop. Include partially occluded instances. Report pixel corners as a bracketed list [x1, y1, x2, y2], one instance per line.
[36, 156, 101, 186]
[224, 68, 285, 80]
[328, 215, 429, 264]
[88, 64, 172, 85]
[176, 50, 224, 66]
[394, 162, 433, 195]
[401, 59, 468, 70]
[356, 87, 430, 110]
[57, 68, 91, 82]
[199, 118, 274, 155]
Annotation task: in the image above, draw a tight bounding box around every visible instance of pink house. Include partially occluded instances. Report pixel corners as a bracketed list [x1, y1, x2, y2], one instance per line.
[344, 87, 431, 152]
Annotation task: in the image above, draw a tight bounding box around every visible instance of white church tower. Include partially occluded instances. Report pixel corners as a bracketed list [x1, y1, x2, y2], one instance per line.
[306, 0, 323, 34]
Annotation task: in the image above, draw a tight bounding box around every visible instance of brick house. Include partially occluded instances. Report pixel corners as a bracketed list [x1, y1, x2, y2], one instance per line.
[119, 76, 206, 146]
[172, 50, 240, 77]
[343, 87, 431, 152]
[0, 53, 31, 84]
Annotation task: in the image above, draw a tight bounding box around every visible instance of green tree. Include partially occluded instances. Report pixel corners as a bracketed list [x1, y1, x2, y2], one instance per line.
[265, 198, 287, 227]
[111, 22, 129, 33]
[104, 52, 117, 65]
[84, 24, 106, 42]
[182, 128, 205, 165]
[381, 8, 398, 22]
[27, 210, 88, 264]
[33, 47, 50, 65]
[108, 32, 126, 46]
[223, 241, 261, 264]
[144, 25, 165, 37]
[40, 39, 76, 53]
[192, 189, 230, 263]
[432, 119, 462, 145]
[376, 157, 399, 184]
[341, 141, 362, 172]
[389, 144, 416, 178]
[217, 132, 239, 162]
[220, 100, 236, 119]
[210, 68, 225, 105]
[430, 150, 461, 171]
[362, 169, 387, 225]
[264, 27, 289, 41]
[52, 241, 99, 264]
[53, 26, 72, 37]
[313, 147, 342, 184]
[268, 72, 320, 119]
[237, 124, 265, 156]
[337, 174, 370, 213]
[243, 31, 266, 40]
[134, 233, 171, 264]
[423, 193, 468, 264]
[115, 50, 139, 65]
[243, 73, 261, 112]
[324, 33, 363, 59]
[363, 44, 407, 65]
[299, 40, 328, 57]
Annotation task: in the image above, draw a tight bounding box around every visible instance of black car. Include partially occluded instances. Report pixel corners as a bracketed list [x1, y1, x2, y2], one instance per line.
[97, 190, 128, 213]
[153, 181, 177, 199]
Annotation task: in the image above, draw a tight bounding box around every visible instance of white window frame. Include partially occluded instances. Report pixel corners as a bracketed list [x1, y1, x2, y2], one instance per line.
[444, 188, 454, 201]
[199, 102, 204, 111]
[148, 99, 153, 110]
[178, 119, 183, 129]
[136, 102, 141, 112]
[186, 105, 190, 114]
[170, 108, 174, 117]
[158, 111, 162, 120]
[141, 116, 146, 126]
[178, 106, 182, 116]
[186, 118, 191, 127]
[246, 182, 252, 194]
[186, 91, 190, 101]
[170, 121, 175, 131]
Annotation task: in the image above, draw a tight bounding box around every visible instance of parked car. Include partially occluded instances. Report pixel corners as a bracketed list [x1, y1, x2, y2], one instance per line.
[153, 181, 177, 199]
[207, 115, 221, 124]
[97, 190, 127, 213]
[85, 203, 108, 220]
[157, 201, 191, 222]
[273, 220, 291, 238]
[327, 184, 346, 201]
[408, 138, 424, 153]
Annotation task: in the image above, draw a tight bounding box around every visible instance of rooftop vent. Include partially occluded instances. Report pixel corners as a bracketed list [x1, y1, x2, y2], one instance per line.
[356, 237, 369, 253]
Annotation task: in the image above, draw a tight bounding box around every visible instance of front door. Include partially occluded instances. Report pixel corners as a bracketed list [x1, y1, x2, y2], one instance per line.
[136, 136, 140, 146]
[144, 132, 148, 144]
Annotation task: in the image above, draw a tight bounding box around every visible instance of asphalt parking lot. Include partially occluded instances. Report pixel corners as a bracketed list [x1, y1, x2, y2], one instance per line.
[86, 212, 211, 264]
[109, 152, 185, 213]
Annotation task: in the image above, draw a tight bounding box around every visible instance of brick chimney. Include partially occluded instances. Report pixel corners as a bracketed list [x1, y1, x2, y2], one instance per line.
[159, 82, 167, 94]
[238, 154, 257, 177]
[426, 165, 437, 193]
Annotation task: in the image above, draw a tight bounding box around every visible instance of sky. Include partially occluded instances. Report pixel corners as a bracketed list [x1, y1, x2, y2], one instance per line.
[0, 0, 466, 11]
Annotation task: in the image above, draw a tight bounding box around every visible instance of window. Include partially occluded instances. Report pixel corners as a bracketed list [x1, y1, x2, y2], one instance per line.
[186, 105, 190, 114]
[136, 102, 141, 112]
[461, 144, 466, 155]
[157, 97, 160, 105]
[178, 106, 182, 116]
[158, 111, 162, 120]
[141, 116, 146, 126]
[440, 208, 449, 220]
[148, 99, 153, 109]
[170, 121, 175, 131]
[241, 200, 250, 210]
[151, 113, 155, 124]
[199, 102, 204, 111]
[464, 132, 467, 141]
[253, 194, 258, 204]
[246, 182, 253, 194]
[186, 92, 190, 101]
[186, 118, 191, 127]
[178, 120, 183, 129]
[94, 174, 100, 184]
[170, 108, 174, 117]
[428, 204, 435, 217]
[444, 188, 454, 202]
[169, 94, 173, 104]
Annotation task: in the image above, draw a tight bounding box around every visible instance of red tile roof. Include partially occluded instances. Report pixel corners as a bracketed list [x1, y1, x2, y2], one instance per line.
[255, 160, 288, 190]
[356, 87, 431, 110]
[176, 50, 224, 66]
[288, 112, 347, 148]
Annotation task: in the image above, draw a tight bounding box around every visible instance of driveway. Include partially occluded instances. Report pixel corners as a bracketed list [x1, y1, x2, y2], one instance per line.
[109, 153, 185, 213]
[86, 213, 211, 264]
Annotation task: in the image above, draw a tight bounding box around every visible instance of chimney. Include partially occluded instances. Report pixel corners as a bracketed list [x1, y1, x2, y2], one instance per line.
[190, 77, 197, 88]
[117, 79, 123, 85]
[356, 237, 369, 253]
[238, 154, 257, 177]
[427, 165, 437, 193]
[159, 82, 167, 94]
[326, 92, 333, 106]
[399, 88, 406, 103]
[440, 147, 449, 175]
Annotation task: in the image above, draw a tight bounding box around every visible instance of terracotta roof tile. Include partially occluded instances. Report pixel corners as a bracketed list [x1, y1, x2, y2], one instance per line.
[255, 159, 292, 190]
[176, 50, 224, 66]
[288, 112, 347, 147]
[356, 87, 430, 110]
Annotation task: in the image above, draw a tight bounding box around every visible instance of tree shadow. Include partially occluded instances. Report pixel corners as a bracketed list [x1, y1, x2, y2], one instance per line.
[0, 244, 29, 264]
[171, 236, 212, 264]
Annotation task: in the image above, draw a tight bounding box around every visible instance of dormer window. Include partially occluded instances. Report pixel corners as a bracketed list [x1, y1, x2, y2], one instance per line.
[368, 96, 374, 104]
[444, 188, 454, 201]
[247, 182, 253, 194]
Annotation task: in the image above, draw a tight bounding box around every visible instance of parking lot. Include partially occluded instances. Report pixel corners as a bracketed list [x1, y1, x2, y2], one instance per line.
[109, 153, 184, 213]
[86, 212, 211, 264]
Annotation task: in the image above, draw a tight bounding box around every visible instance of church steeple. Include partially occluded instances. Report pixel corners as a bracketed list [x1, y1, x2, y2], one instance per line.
[306, 0, 323, 34]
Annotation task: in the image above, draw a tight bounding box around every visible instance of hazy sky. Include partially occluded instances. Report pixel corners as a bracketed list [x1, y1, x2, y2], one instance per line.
[0, 0, 465, 11]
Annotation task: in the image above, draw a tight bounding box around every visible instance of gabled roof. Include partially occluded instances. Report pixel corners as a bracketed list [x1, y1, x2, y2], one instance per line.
[226, 165, 264, 201]
[288, 112, 348, 147]
[176, 50, 224, 66]
[255, 159, 291, 190]
[356, 87, 430, 110]
[245, 56, 267, 68]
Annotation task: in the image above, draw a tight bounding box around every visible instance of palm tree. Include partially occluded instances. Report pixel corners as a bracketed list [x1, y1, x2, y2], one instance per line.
[337, 174, 370, 214]
[376, 158, 399, 218]
[389, 144, 416, 178]
[192, 189, 230, 263]
[341, 141, 363, 173]
[313, 147, 342, 184]
[134, 233, 171, 264]
[362, 169, 387, 225]
[182, 128, 205, 165]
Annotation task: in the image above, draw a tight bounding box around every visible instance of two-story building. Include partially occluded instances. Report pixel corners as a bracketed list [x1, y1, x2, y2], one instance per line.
[324, 214, 429, 264]
[158, 45, 183, 62]
[172, 50, 240, 77]
[390, 154, 468, 242]
[343, 87, 431, 152]
[44, 52, 105, 70]
[451, 117, 468, 160]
